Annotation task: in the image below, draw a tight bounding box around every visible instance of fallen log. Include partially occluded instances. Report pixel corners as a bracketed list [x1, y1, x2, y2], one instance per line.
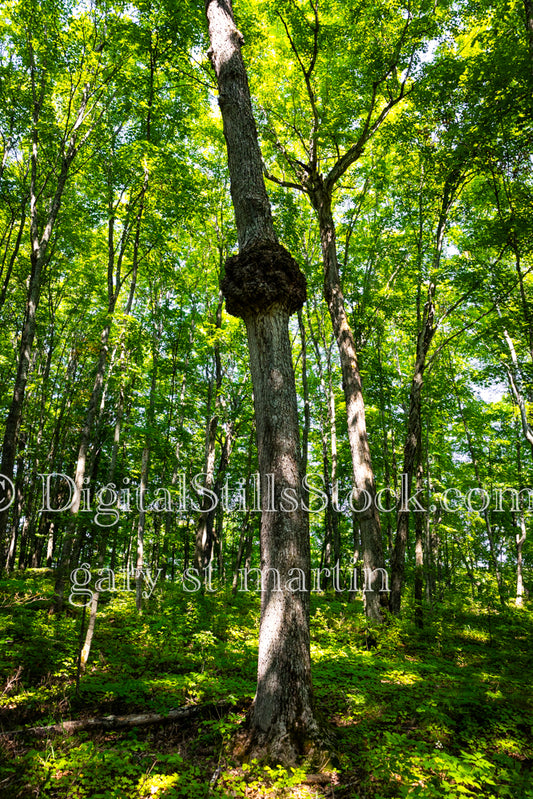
[0, 701, 235, 739]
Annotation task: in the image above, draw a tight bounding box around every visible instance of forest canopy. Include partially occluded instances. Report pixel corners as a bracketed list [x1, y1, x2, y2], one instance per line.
[0, 0, 532, 794]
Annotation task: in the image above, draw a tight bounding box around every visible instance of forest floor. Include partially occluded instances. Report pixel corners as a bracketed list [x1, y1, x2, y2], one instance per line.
[0, 570, 532, 798]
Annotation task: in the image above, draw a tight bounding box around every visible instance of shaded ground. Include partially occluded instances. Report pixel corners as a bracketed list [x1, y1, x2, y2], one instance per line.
[0, 571, 532, 797]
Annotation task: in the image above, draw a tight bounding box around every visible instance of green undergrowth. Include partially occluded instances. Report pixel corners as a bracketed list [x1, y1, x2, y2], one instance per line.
[0, 571, 532, 797]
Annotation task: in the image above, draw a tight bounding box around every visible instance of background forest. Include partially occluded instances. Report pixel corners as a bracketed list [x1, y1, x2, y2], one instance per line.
[0, 0, 532, 796]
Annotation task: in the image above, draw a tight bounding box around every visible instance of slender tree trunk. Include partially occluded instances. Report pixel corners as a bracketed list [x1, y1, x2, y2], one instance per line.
[232, 424, 255, 594]
[414, 440, 424, 629]
[424, 428, 435, 606]
[0, 210, 26, 312]
[523, 0, 533, 64]
[515, 510, 526, 607]
[232, 520, 253, 594]
[309, 187, 386, 620]
[136, 444, 150, 612]
[515, 428, 527, 607]
[53, 163, 147, 611]
[206, 0, 322, 762]
[451, 531, 477, 597]
[500, 320, 533, 458]
[0, 160, 71, 554]
[451, 371, 506, 607]
[319, 436, 333, 590]
[325, 342, 340, 579]
[4, 440, 26, 573]
[297, 309, 310, 512]
[377, 336, 394, 555]
[46, 521, 55, 568]
[195, 293, 223, 573]
[390, 168, 464, 614]
[207, 419, 235, 580]
[0, 52, 91, 556]
[53, 315, 114, 611]
[163, 345, 191, 578]
[136, 292, 159, 611]
[389, 291, 435, 614]
[307, 311, 338, 590]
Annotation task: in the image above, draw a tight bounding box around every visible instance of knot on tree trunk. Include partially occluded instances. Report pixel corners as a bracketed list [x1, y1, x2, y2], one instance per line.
[221, 243, 306, 318]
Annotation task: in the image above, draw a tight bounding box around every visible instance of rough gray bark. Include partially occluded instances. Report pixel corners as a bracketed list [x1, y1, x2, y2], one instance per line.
[240, 307, 318, 761]
[206, 2, 275, 251]
[311, 188, 386, 619]
[205, 0, 323, 763]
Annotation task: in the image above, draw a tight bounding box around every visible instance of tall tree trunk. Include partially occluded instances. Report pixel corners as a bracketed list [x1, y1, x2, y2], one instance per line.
[297, 309, 310, 512]
[241, 309, 318, 760]
[515, 426, 527, 607]
[424, 426, 435, 606]
[500, 319, 533, 458]
[205, 0, 322, 762]
[389, 165, 462, 614]
[324, 334, 340, 580]
[515, 508, 527, 608]
[307, 309, 339, 590]
[0, 159, 72, 555]
[309, 187, 386, 620]
[0, 210, 26, 313]
[377, 335, 394, 555]
[162, 334, 192, 579]
[136, 283, 160, 612]
[232, 423, 255, 594]
[4, 438, 26, 573]
[53, 314, 114, 611]
[451, 371, 506, 607]
[195, 293, 223, 573]
[207, 419, 235, 581]
[499, 323, 532, 606]
[53, 165, 147, 612]
[136, 444, 150, 612]
[0, 48, 92, 556]
[390, 282, 436, 614]
[523, 0, 533, 64]
[414, 436, 424, 629]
